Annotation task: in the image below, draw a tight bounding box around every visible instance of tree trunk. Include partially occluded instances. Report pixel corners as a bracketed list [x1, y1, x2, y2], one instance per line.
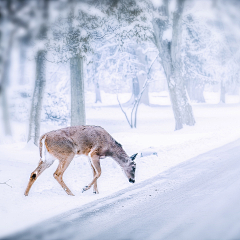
[19, 43, 26, 85]
[122, 77, 139, 106]
[152, 0, 195, 130]
[135, 47, 150, 105]
[70, 55, 86, 126]
[220, 80, 226, 103]
[0, 26, 15, 136]
[27, 0, 48, 145]
[28, 50, 46, 145]
[137, 72, 149, 105]
[1, 88, 11, 135]
[93, 61, 101, 103]
[94, 81, 102, 103]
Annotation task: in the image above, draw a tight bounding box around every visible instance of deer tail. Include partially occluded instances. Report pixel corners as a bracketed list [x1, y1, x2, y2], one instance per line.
[39, 134, 46, 159]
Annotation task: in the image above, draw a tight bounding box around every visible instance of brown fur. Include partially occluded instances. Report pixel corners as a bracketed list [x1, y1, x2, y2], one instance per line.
[24, 125, 136, 196]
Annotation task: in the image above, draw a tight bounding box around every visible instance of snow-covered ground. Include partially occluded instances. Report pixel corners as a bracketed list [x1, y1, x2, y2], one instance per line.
[0, 91, 240, 238]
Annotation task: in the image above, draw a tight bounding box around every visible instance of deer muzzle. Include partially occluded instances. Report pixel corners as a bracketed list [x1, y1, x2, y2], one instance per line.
[129, 178, 135, 183]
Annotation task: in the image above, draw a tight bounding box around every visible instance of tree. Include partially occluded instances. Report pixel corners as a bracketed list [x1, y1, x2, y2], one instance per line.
[28, 0, 49, 145]
[135, 46, 150, 105]
[67, 5, 86, 126]
[0, 0, 30, 136]
[70, 54, 86, 125]
[47, 1, 116, 126]
[152, 0, 195, 130]
[212, 0, 240, 103]
[117, 53, 158, 128]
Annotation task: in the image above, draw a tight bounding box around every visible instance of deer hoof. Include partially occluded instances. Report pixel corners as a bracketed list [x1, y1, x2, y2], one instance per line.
[82, 186, 89, 193]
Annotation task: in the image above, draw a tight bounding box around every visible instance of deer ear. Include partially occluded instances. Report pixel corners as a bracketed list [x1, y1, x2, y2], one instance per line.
[130, 153, 138, 161]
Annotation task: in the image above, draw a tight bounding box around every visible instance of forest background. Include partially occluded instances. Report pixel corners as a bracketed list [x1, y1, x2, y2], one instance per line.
[1, 0, 240, 237]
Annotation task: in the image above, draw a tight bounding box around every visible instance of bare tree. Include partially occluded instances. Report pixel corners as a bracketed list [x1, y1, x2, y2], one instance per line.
[117, 54, 158, 128]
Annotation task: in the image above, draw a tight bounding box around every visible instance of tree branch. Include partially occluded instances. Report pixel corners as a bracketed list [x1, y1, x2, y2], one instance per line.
[0, 179, 12, 188]
[117, 94, 132, 128]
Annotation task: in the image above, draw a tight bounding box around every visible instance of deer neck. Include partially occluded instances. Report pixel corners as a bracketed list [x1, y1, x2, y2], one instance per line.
[113, 149, 130, 168]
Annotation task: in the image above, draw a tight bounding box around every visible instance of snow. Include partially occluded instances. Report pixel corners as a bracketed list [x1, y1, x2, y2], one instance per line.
[150, 0, 164, 8]
[0, 91, 240, 238]
[162, 28, 172, 41]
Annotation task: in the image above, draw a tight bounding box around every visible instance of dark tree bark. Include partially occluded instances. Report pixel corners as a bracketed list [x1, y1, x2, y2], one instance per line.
[152, 0, 195, 130]
[70, 55, 86, 126]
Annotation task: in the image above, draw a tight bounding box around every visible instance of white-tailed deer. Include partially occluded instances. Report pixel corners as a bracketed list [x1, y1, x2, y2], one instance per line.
[24, 125, 137, 196]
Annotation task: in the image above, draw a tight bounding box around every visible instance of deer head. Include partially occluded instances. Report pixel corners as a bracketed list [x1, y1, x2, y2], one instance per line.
[123, 153, 137, 183]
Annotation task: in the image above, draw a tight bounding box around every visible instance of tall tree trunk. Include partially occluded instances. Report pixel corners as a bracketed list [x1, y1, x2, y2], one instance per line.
[152, 0, 195, 130]
[28, 50, 46, 145]
[19, 42, 26, 85]
[70, 54, 86, 126]
[28, 0, 48, 145]
[1, 88, 11, 135]
[0, 25, 15, 136]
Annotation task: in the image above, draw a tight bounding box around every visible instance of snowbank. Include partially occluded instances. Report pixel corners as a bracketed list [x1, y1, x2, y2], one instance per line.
[0, 91, 240, 237]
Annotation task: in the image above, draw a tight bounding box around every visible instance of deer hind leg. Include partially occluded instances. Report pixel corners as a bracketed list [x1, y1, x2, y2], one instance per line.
[24, 158, 54, 196]
[83, 154, 101, 193]
[53, 153, 75, 196]
[90, 163, 99, 194]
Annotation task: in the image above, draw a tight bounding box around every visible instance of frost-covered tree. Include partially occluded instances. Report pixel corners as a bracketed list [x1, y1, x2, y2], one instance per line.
[183, 14, 216, 103]
[47, 1, 117, 126]
[28, 0, 49, 145]
[152, 0, 195, 130]
[0, 0, 31, 136]
[212, 0, 240, 103]
[105, 0, 196, 129]
[179, 0, 240, 104]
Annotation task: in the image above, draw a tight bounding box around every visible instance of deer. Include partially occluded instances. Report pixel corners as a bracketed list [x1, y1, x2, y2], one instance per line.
[24, 125, 137, 196]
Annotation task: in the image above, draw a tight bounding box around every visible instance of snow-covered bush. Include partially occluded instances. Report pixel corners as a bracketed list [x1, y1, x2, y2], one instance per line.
[43, 92, 70, 125]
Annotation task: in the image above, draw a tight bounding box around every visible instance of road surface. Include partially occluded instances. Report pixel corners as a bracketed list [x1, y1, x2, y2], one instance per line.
[5, 139, 240, 240]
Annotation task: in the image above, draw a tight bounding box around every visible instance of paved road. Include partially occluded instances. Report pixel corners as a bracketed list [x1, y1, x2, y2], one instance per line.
[5, 139, 240, 240]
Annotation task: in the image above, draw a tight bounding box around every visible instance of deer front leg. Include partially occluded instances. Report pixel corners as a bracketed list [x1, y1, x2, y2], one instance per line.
[53, 154, 75, 196]
[24, 160, 52, 196]
[82, 154, 101, 193]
